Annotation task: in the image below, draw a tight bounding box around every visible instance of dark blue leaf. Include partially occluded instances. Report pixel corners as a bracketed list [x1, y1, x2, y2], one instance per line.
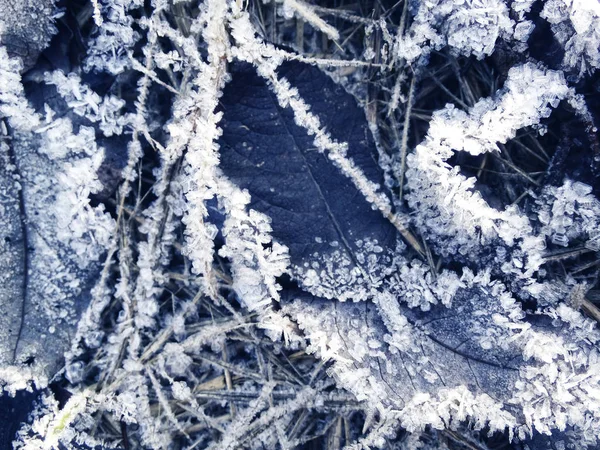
[218, 61, 398, 300]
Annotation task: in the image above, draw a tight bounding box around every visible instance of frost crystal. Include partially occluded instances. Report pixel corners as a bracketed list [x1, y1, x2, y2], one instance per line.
[3, 0, 600, 449]
[396, 0, 514, 62]
[541, 0, 600, 73]
[405, 64, 570, 274]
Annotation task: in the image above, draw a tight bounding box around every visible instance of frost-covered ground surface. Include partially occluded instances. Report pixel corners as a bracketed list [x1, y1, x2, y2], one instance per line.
[1, 0, 600, 449]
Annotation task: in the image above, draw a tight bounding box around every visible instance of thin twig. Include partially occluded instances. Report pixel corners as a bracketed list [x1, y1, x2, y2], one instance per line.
[398, 73, 415, 200]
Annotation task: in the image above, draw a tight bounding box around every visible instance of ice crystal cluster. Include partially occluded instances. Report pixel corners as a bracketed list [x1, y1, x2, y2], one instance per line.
[0, 0, 600, 449]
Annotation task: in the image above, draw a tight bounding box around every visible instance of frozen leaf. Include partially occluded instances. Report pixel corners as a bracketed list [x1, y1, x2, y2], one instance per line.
[0, 48, 115, 387]
[0, 142, 26, 372]
[282, 274, 527, 404]
[0, 0, 57, 71]
[282, 269, 600, 444]
[218, 61, 399, 301]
